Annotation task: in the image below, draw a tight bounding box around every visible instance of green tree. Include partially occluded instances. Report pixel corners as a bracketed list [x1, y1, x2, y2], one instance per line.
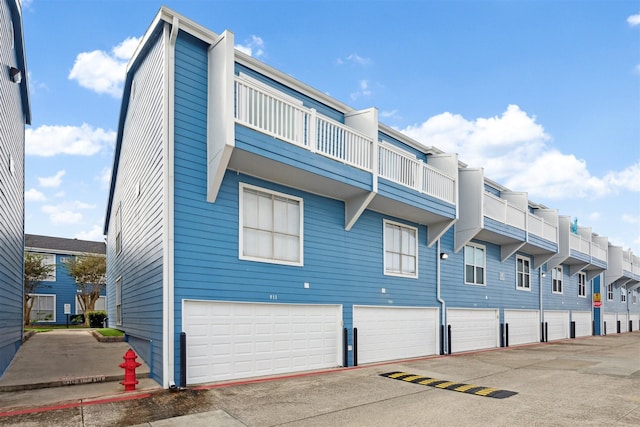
[24, 252, 55, 326]
[62, 254, 106, 326]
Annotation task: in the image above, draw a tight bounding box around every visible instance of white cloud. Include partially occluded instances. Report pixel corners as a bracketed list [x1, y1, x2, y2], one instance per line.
[235, 35, 264, 58]
[75, 225, 105, 241]
[68, 36, 141, 97]
[41, 201, 96, 225]
[627, 14, 640, 26]
[350, 80, 373, 100]
[26, 123, 115, 157]
[401, 105, 637, 200]
[337, 53, 372, 66]
[38, 170, 66, 188]
[25, 188, 46, 202]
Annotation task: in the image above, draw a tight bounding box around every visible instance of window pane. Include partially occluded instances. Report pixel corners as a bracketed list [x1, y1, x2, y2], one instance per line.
[287, 201, 300, 235]
[257, 193, 273, 230]
[476, 267, 484, 285]
[273, 198, 288, 233]
[243, 190, 258, 228]
[475, 248, 485, 266]
[402, 255, 416, 274]
[466, 265, 474, 283]
[524, 275, 530, 289]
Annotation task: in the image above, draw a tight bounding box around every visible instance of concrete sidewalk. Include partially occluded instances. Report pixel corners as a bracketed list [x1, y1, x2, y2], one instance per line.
[0, 329, 159, 409]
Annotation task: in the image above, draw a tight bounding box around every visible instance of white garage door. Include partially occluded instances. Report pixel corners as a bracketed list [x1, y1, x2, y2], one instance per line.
[448, 308, 499, 353]
[183, 300, 342, 384]
[630, 314, 640, 332]
[603, 313, 616, 334]
[504, 310, 539, 346]
[619, 313, 629, 333]
[545, 310, 569, 341]
[353, 306, 439, 364]
[572, 311, 591, 338]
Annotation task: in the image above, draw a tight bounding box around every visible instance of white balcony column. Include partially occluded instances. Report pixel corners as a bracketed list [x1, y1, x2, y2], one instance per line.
[308, 108, 317, 153]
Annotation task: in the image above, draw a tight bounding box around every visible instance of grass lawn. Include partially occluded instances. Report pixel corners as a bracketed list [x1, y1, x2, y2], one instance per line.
[95, 328, 124, 337]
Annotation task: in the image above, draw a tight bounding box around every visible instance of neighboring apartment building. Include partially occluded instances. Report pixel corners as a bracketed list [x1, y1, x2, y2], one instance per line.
[24, 234, 107, 325]
[104, 7, 640, 388]
[0, 0, 30, 377]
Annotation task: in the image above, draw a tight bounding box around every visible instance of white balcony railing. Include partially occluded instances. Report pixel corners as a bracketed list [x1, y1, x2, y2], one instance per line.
[484, 192, 526, 230]
[235, 76, 456, 204]
[569, 234, 607, 262]
[591, 243, 607, 263]
[527, 213, 557, 243]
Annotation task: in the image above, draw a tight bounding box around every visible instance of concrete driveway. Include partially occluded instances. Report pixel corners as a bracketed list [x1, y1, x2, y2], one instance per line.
[1, 332, 639, 426]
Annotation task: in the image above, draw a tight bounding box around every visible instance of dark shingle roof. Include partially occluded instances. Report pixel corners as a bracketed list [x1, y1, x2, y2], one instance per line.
[24, 234, 106, 255]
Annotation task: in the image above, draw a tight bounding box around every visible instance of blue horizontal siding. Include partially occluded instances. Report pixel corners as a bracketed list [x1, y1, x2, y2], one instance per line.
[527, 233, 557, 253]
[484, 217, 526, 241]
[377, 178, 456, 219]
[378, 131, 428, 162]
[235, 124, 374, 190]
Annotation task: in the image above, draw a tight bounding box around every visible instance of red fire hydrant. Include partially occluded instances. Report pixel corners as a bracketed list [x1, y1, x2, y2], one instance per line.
[120, 349, 142, 391]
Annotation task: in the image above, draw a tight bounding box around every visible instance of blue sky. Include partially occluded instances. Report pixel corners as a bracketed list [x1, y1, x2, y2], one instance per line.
[21, 0, 640, 254]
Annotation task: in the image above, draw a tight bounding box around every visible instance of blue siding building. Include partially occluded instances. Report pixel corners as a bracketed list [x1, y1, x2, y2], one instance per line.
[105, 7, 639, 388]
[24, 235, 107, 325]
[0, 0, 30, 378]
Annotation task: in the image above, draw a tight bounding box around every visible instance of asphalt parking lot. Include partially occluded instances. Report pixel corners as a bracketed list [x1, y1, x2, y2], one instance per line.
[1, 332, 639, 426]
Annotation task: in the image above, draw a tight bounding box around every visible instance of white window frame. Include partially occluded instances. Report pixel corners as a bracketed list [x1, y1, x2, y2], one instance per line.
[38, 253, 56, 282]
[620, 288, 626, 303]
[116, 277, 122, 325]
[239, 183, 304, 266]
[464, 243, 486, 286]
[115, 202, 123, 255]
[633, 289, 637, 304]
[516, 255, 531, 291]
[606, 283, 614, 301]
[383, 219, 418, 278]
[76, 295, 107, 314]
[577, 272, 586, 298]
[28, 294, 56, 323]
[552, 266, 563, 294]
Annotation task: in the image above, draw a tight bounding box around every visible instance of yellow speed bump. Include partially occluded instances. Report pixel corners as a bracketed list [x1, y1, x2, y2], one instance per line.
[380, 372, 517, 399]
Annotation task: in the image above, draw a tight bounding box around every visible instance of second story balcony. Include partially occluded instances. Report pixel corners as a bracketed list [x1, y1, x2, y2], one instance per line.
[454, 168, 558, 268]
[209, 67, 458, 238]
[605, 247, 638, 288]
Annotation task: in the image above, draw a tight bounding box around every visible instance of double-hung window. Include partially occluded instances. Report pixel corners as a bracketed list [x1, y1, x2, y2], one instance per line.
[606, 283, 614, 301]
[116, 277, 122, 325]
[115, 203, 122, 255]
[577, 272, 586, 298]
[633, 289, 637, 304]
[516, 255, 531, 290]
[240, 183, 303, 266]
[552, 266, 563, 294]
[621, 288, 626, 303]
[29, 294, 55, 322]
[465, 244, 485, 285]
[383, 220, 418, 278]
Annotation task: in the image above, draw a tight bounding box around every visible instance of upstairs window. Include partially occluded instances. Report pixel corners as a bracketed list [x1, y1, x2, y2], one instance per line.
[621, 288, 626, 303]
[516, 255, 531, 291]
[240, 183, 303, 266]
[577, 272, 586, 298]
[607, 283, 614, 301]
[465, 244, 485, 285]
[384, 220, 418, 278]
[633, 289, 637, 304]
[116, 277, 122, 325]
[38, 253, 56, 282]
[552, 266, 563, 294]
[115, 203, 122, 255]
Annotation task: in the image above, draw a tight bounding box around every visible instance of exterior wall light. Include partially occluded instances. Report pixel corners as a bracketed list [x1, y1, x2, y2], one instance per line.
[440, 252, 448, 260]
[10, 67, 22, 84]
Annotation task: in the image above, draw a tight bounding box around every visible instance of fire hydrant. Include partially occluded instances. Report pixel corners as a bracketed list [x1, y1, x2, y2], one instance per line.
[119, 349, 142, 391]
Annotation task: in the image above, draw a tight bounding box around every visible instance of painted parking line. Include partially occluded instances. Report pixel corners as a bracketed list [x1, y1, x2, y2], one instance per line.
[380, 372, 517, 399]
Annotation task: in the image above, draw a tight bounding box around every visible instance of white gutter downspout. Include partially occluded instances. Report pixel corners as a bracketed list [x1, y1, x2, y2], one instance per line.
[436, 239, 446, 354]
[162, 16, 178, 389]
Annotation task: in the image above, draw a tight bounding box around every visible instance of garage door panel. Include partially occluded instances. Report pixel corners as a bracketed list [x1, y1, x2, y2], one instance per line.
[353, 306, 439, 364]
[448, 309, 499, 353]
[545, 310, 569, 341]
[504, 310, 539, 345]
[184, 301, 342, 384]
[572, 311, 591, 337]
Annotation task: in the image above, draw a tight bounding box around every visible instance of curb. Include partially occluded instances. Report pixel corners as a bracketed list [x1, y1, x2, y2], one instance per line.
[90, 330, 125, 343]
